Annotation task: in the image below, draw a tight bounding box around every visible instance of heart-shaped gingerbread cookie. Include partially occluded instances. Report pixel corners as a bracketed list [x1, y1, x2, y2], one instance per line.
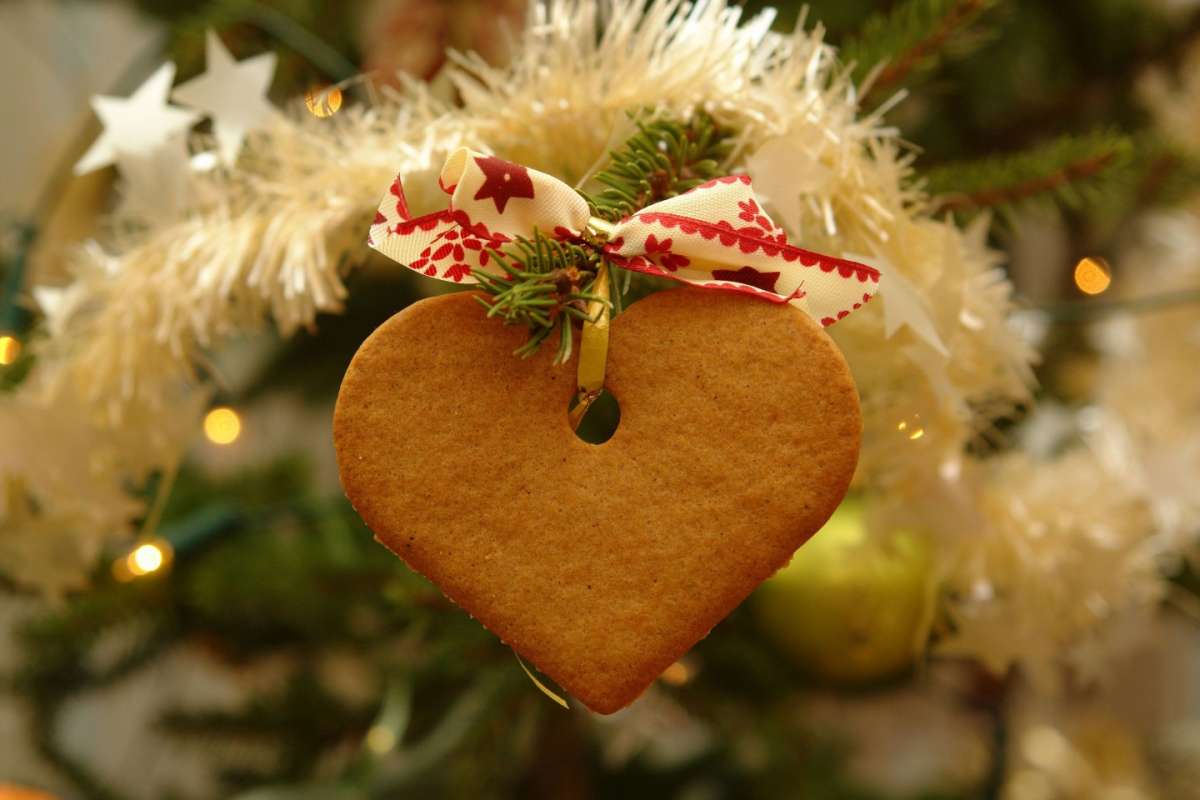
[334, 288, 861, 713]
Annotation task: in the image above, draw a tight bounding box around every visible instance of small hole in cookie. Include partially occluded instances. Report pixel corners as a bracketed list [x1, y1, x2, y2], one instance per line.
[569, 390, 620, 444]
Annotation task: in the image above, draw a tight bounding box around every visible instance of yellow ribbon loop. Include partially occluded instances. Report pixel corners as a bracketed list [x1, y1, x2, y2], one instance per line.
[568, 252, 612, 431]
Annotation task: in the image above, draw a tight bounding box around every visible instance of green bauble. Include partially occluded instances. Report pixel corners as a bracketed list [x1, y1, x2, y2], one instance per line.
[754, 497, 937, 684]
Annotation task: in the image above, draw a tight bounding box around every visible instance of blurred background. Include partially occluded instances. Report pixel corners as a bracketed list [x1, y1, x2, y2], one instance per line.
[3, 0, 1200, 798]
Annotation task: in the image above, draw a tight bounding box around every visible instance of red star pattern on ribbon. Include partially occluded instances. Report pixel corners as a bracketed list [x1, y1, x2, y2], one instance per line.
[472, 154, 535, 214]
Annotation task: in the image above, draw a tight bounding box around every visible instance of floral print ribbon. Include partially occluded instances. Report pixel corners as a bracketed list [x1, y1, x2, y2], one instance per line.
[368, 148, 880, 327]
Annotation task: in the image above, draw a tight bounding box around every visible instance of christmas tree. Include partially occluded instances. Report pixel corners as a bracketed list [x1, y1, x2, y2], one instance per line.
[2, 1, 1199, 798]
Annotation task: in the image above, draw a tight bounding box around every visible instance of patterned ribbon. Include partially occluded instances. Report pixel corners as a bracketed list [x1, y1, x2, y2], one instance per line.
[368, 148, 881, 328]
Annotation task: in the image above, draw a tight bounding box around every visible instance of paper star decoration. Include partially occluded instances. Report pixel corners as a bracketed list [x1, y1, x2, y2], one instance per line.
[173, 30, 278, 166]
[745, 137, 833, 237]
[75, 63, 201, 176]
[879, 264, 949, 357]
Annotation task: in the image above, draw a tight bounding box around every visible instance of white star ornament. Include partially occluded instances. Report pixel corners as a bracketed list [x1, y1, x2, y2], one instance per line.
[74, 62, 201, 175]
[172, 30, 278, 166]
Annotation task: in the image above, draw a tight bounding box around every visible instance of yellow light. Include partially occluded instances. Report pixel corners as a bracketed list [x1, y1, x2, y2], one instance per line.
[364, 725, 397, 754]
[114, 538, 174, 580]
[897, 418, 925, 441]
[0, 335, 20, 365]
[1074, 257, 1112, 296]
[659, 658, 696, 686]
[305, 85, 343, 118]
[203, 407, 242, 445]
[131, 543, 164, 574]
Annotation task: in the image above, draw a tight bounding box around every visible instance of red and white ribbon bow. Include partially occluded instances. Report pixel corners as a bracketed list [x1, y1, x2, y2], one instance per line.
[368, 148, 880, 326]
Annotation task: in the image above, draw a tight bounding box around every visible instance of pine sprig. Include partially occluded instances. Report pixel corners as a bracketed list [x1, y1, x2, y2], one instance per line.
[471, 114, 736, 363]
[584, 114, 733, 222]
[472, 231, 608, 364]
[924, 130, 1134, 216]
[1125, 136, 1200, 212]
[843, 0, 1000, 101]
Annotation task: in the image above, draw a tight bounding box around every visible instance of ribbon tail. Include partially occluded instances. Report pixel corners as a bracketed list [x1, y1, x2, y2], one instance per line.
[607, 175, 882, 327]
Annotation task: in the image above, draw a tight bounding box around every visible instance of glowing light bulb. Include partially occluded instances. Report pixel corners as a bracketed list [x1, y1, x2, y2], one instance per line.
[130, 543, 164, 574]
[659, 658, 696, 686]
[897, 417, 925, 441]
[364, 725, 397, 754]
[0, 335, 20, 365]
[114, 538, 174, 580]
[305, 85, 343, 118]
[204, 407, 242, 445]
[1074, 257, 1112, 296]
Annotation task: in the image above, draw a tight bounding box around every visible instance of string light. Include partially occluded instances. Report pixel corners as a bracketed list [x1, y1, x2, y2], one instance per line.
[0, 335, 20, 366]
[659, 657, 697, 686]
[1074, 257, 1112, 296]
[203, 406, 242, 445]
[132, 543, 165, 573]
[112, 537, 174, 581]
[897, 416, 925, 441]
[304, 85, 342, 118]
[364, 724, 397, 754]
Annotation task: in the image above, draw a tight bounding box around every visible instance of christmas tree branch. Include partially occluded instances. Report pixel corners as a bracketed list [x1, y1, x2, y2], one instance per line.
[175, 0, 359, 82]
[924, 130, 1133, 215]
[1127, 138, 1200, 211]
[584, 113, 732, 222]
[843, 0, 999, 101]
[1036, 286, 1200, 322]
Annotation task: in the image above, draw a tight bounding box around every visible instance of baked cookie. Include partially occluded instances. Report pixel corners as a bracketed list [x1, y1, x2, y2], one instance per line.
[334, 288, 861, 713]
